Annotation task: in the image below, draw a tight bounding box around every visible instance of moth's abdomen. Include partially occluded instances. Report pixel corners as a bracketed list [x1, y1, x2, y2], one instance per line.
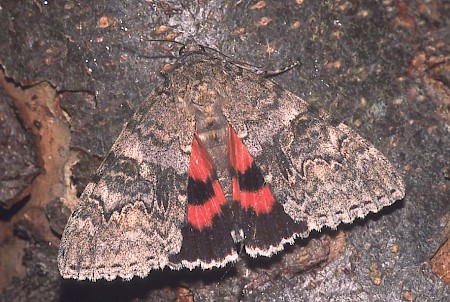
[195, 108, 232, 199]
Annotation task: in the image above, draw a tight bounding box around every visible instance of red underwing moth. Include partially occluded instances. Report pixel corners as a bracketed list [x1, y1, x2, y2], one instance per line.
[58, 43, 405, 281]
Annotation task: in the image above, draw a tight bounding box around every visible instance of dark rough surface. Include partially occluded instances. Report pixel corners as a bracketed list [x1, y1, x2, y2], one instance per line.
[0, 89, 39, 208]
[45, 198, 72, 237]
[0, 0, 449, 301]
[1, 220, 61, 302]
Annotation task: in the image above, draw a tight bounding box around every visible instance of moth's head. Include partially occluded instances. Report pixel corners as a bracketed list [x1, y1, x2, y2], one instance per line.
[162, 42, 220, 74]
[157, 40, 230, 110]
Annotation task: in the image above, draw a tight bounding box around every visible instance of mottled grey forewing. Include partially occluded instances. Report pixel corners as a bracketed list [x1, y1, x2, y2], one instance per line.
[221, 66, 405, 237]
[58, 91, 195, 281]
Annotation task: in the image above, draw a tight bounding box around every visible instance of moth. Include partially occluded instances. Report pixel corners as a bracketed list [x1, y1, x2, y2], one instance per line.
[58, 43, 405, 281]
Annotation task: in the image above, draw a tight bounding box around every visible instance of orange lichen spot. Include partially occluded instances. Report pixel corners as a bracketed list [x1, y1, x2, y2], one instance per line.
[251, 1, 266, 9]
[154, 25, 170, 35]
[165, 33, 177, 41]
[257, 17, 272, 27]
[97, 16, 115, 29]
[291, 21, 301, 29]
[161, 63, 173, 74]
[324, 60, 341, 69]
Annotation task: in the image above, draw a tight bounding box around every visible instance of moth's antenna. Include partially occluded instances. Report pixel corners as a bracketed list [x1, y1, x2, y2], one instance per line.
[139, 39, 300, 77]
[140, 38, 186, 47]
[140, 38, 188, 55]
[260, 60, 301, 77]
[119, 45, 177, 60]
[122, 38, 184, 60]
[230, 59, 301, 78]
